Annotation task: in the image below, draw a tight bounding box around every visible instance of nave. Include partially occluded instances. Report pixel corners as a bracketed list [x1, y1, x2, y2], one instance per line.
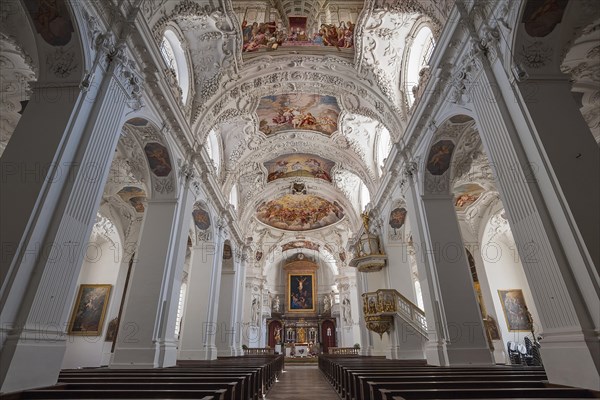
[266, 365, 338, 400]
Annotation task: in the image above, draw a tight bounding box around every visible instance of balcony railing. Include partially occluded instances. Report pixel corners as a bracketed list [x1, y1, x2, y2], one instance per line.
[362, 289, 427, 338]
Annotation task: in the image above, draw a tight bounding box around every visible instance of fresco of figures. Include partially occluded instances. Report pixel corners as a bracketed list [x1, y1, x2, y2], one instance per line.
[426, 140, 455, 176]
[281, 240, 320, 252]
[522, 0, 569, 38]
[242, 16, 356, 52]
[117, 186, 146, 213]
[258, 94, 340, 136]
[389, 207, 407, 232]
[454, 183, 485, 210]
[192, 202, 211, 230]
[265, 153, 334, 182]
[24, 0, 74, 46]
[256, 194, 344, 231]
[144, 142, 172, 177]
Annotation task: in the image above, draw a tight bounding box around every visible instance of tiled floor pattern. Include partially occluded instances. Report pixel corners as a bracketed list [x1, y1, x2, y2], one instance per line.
[265, 364, 339, 399]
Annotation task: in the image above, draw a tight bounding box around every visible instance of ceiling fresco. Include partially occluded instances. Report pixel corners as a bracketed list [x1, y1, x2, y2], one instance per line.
[236, 0, 363, 54]
[144, 142, 172, 177]
[257, 93, 340, 136]
[281, 240, 321, 252]
[264, 153, 334, 182]
[256, 194, 345, 231]
[117, 186, 146, 213]
[454, 183, 485, 210]
[242, 17, 357, 52]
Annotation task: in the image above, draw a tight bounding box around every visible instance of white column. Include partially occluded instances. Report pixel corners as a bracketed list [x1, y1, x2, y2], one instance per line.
[355, 274, 373, 356]
[403, 176, 448, 366]
[111, 181, 193, 368]
[465, 43, 600, 389]
[155, 182, 195, 367]
[232, 252, 248, 355]
[420, 194, 492, 365]
[216, 260, 237, 357]
[203, 226, 225, 359]
[1, 56, 137, 392]
[178, 227, 224, 360]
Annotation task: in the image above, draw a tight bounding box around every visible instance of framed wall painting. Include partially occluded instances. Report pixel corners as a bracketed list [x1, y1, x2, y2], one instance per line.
[68, 284, 112, 336]
[498, 289, 532, 332]
[287, 272, 316, 313]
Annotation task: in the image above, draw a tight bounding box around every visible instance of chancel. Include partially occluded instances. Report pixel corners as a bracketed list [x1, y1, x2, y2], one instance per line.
[1, 0, 599, 399]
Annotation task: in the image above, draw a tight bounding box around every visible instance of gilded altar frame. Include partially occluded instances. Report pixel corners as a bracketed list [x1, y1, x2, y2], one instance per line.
[285, 260, 318, 314]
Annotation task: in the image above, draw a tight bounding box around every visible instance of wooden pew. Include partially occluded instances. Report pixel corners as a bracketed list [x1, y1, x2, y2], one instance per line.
[11, 355, 284, 400]
[318, 355, 596, 400]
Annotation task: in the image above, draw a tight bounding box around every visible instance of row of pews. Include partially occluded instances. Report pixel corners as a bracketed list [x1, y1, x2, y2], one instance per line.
[7, 355, 283, 400]
[319, 355, 598, 400]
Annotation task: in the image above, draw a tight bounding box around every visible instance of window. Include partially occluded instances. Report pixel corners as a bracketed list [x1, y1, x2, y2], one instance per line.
[358, 181, 370, 211]
[160, 29, 190, 104]
[376, 127, 392, 174]
[174, 282, 187, 338]
[229, 184, 239, 210]
[206, 129, 221, 174]
[405, 26, 435, 106]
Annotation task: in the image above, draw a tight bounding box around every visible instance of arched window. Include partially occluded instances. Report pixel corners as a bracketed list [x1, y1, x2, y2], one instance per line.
[160, 29, 190, 104]
[376, 127, 392, 175]
[174, 282, 187, 338]
[405, 26, 435, 106]
[229, 183, 239, 210]
[358, 181, 370, 211]
[206, 129, 221, 174]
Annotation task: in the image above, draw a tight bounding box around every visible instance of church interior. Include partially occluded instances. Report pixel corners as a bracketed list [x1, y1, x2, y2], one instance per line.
[1, 0, 599, 398]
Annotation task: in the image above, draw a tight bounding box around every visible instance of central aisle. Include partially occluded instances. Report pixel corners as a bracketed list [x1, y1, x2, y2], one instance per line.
[266, 364, 339, 399]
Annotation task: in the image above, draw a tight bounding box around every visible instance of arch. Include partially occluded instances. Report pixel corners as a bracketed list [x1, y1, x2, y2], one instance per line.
[421, 114, 478, 195]
[121, 117, 179, 200]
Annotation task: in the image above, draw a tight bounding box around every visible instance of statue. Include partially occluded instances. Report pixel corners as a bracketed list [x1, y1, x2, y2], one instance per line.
[361, 211, 370, 232]
[323, 293, 332, 313]
[274, 327, 282, 343]
[272, 295, 280, 312]
[342, 296, 352, 324]
[297, 327, 306, 343]
[251, 296, 260, 325]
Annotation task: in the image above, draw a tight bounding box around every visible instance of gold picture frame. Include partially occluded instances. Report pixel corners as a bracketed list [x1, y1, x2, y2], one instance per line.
[498, 289, 532, 332]
[68, 284, 112, 336]
[287, 272, 316, 313]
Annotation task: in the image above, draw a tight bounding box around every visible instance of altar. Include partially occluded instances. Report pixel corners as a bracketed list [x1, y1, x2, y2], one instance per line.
[285, 343, 310, 357]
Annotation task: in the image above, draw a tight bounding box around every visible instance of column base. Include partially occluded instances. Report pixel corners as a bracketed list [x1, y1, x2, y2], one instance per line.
[217, 346, 236, 358]
[1, 334, 66, 393]
[424, 340, 448, 366]
[540, 329, 600, 391]
[490, 340, 507, 364]
[446, 346, 494, 366]
[199, 346, 218, 360]
[156, 339, 178, 367]
[110, 346, 159, 368]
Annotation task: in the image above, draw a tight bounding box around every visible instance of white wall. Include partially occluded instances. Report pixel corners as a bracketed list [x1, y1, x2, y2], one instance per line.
[481, 231, 542, 346]
[62, 237, 123, 369]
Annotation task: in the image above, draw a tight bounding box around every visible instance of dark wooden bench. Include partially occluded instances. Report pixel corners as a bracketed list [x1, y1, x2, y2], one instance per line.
[10, 355, 284, 400]
[377, 387, 595, 399]
[318, 355, 596, 400]
[19, 388, 228, 399]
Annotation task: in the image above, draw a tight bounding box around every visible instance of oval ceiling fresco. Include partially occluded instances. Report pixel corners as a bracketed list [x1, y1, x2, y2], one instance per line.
[256, 194, 344, 231]
[264, 153, 334, 182]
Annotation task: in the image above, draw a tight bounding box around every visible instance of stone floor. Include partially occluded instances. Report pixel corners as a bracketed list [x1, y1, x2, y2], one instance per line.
[265, 364, 339, 399]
